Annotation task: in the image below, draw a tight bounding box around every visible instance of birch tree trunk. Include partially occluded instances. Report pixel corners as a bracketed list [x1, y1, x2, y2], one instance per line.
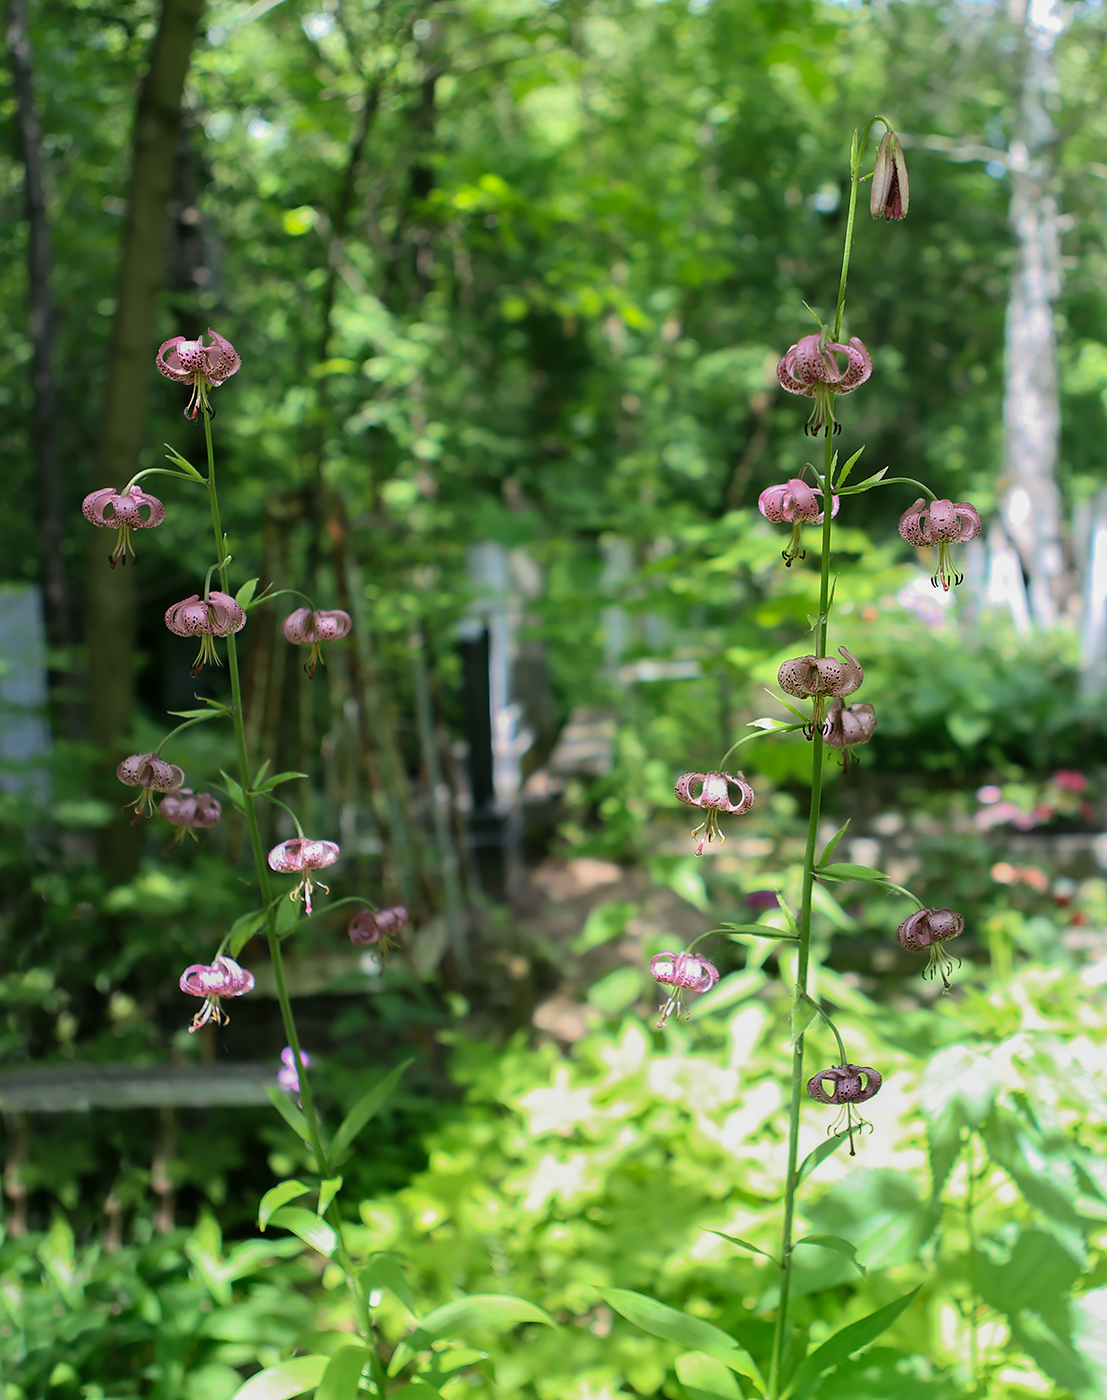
[999, 0, 1069, 629]
[87, 0, 204, 876]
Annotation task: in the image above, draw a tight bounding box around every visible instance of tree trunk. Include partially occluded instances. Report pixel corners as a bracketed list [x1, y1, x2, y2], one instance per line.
[86, 0, 204, 876]
[999, 0, 1068, 629]
[7, 0, 72, 675]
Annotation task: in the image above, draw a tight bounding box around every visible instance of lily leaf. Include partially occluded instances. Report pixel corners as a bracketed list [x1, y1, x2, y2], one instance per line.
[258, 1179, 311, 1231]
[784, 1287, 921, 1400]
[795, 1234, 866, 1276]
[603, 1288, 761, 1387]
[816, 862, 888, 883]
[331, 1060, 412, 1161]
[266, 1206, 337, 1257]
[795, 1131, 852, 1189]
[709, 1232, 780, 1268]
[834, 445, 865, 488]
[818, 818, 850, 867]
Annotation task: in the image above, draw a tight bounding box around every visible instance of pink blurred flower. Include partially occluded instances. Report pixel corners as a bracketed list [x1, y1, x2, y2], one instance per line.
[179, 954, 254, 1032]
[158, 789, 222, 848]
[777, 333, 872, 435]
[757, 477, 840, 566]
[156, 329, 241, 420]
[282, 608, 352, 679]
[268, 838, 340, 915]
[82, 485, 165, 569]
[870, 131, 909, 221]
[117, 752, 185, 822]
[650, 950, 719, 1027]
[278, 1046, 312, 1095]
[674, 771, 755, 856]
[348, 905, 409, 950]
[165, 592, 246, 675]
[822, 699, 876, 770]
[1054, 771, 1087, 794]
[898, 498, 982, 591]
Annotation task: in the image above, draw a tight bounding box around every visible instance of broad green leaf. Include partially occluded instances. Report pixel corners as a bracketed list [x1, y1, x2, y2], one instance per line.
[235, 577, 259, 609]
[219, 769, 247, 814]
[815, 862, 887, 883]
[795, 1131, 851, 1189]
[362, 1251, 417, 1314]
[253, 770, 310, 795]
[784, 1287, 921, 1400]
[795, 1234, 865, 1276]
[974, 1229, 1081, 1318]
[603, 1289, 761, 1386]
[818, 818, 850, 867]
[390, 1384, 442, 1400]
[266, 1087, 314, 1144]
[407, 1294, 556, 1349]
[571, 900, 637, 953]
[790, 993, 819, 1043]
[675, 1352, 744, 1400]
[709, 1232, 779, 1267]
[258, 1179, 311, 1231]
[1010, 1314, 1094, 1396]
[223, 1237, 305, 1280]
[316, 1346, 371, 1400]
[318, 1177, 343, 1216]
[267, 1206, 337, 1257]
[230, 1356, 328, 1400]
[331, 1060, 412, 1160]
[229, 908, 267, 957]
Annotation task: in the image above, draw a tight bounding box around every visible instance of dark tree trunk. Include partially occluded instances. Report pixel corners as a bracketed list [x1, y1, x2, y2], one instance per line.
[6, 0, 71, 674]
[87, 0, 205, 876]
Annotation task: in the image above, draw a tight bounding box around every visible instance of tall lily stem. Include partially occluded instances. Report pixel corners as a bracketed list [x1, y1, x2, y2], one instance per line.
[200, 413, 382, 1369]
[767, 128, 869, 1398]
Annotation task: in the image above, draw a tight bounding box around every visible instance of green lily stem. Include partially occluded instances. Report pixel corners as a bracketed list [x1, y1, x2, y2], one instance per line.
[199, 412, 377, 1352]
[769, 120, 870, 1397]
[808, 997, 848, 1067]
[832, 118, 879, 345]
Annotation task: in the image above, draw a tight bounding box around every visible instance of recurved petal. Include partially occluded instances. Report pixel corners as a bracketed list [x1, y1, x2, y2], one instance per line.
[832, 337, 873, 392]
[898, 499, 930, 546]
[205, 329, 241, 382]
[953, 502, 982, 542]
[156, 337, 193, 382]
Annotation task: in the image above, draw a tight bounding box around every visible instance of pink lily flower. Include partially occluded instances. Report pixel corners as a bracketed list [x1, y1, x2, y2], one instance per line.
[282, 608, 353, 679]
[758, 477, 840, 565]
[348, 906, 409, 952]
[179, 954, 255, 1032]
[822, 700, 877, 771]
[649, 951, 720, 1027]
[165, 592, 246, 675]
[268, 838, 340, 915]
[117, 752, 185, 822]
[777, 333, 872, 435]
[674, 771, 755, 856]
[898, 498, 982, 591]
[156, 329, 241, 419]
[278, 1046, 312, 1095]
[158, 789, 222, 848]
[82, 485, 166, 569]
[807, 1061, 882, 1155]
[897, 907, 965, 992]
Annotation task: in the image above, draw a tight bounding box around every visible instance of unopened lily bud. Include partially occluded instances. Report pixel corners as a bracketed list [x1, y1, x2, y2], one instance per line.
[871, 131, 909, 221]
